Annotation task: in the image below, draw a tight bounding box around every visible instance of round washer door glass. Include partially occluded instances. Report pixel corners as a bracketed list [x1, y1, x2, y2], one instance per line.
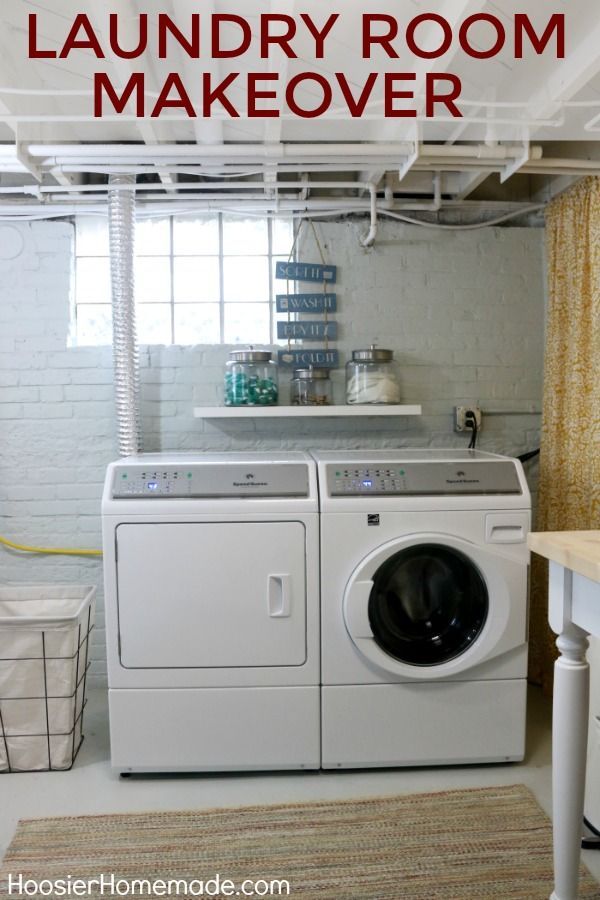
[368, 543, 489, 666]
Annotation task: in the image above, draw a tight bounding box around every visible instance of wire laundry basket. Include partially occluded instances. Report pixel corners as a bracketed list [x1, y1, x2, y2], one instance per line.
[0, 585, 95, 773]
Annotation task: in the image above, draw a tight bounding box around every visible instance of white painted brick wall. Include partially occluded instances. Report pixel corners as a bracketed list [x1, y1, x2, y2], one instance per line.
[0, 219, 545, 687]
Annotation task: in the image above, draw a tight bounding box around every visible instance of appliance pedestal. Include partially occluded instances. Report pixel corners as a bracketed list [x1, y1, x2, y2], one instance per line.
[321, 680, 527, 769]
[110, 686, 320, 773]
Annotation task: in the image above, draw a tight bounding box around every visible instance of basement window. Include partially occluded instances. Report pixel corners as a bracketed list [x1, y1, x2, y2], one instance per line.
[74, 215, 294, 346]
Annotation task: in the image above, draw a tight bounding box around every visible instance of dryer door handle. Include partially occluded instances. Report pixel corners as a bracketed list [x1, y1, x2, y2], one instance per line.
[268, 575, 292, 618]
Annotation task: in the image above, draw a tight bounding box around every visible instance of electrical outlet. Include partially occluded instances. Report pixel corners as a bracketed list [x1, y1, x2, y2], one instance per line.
[454, 406, 482, 433]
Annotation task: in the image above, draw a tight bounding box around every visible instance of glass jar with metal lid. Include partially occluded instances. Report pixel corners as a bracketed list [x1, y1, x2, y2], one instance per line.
[346, 346, 401, 405]
[224, 348, 279, 406]
[291, 367, 333, 406]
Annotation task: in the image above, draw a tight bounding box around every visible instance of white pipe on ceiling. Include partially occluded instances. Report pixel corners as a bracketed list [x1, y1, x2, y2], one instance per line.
[0, 197, 444, 210]
[0, 142, 543, 164]
[359, 174, 444, 247]
[0, 197, 543, 216]
[360, 184, 378, 248]
[46, 161, 600, 178]
[1, 180, 374, 196]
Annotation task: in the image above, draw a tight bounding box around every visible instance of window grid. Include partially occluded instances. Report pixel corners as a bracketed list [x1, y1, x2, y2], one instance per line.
[218, 213, 225, 344]
[267, 217, 274, 346]
[169, 216, 175, 345]
[74, 215, 292, 346]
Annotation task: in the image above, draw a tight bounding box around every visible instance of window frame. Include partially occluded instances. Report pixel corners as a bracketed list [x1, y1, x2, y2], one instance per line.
[74, 214, 293, 346]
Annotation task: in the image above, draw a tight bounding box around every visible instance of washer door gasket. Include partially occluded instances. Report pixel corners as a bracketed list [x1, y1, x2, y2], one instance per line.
[368, 543, 489, 667]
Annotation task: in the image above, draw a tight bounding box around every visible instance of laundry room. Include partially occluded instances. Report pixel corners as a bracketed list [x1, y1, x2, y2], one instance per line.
[1, 210, 546, 675]
[1, 2, 600, 899]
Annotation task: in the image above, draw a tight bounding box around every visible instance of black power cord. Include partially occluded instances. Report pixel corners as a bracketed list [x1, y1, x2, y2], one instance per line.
[518, 448, 540, 464]
[465, 411, 478, 450]
[582, 816, 600, 850]
[461, 410, 539, 460]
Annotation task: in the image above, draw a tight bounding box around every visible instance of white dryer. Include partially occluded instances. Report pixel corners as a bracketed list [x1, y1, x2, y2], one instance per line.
[102, 452, 320, 773]
[311, 449, 531, 769]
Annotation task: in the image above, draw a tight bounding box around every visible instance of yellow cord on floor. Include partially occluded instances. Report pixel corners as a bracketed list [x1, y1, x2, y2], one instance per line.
[0, 534, 103, 557]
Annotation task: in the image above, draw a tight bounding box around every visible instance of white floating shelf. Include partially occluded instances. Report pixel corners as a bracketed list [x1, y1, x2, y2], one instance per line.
[194, 405, 422, 419]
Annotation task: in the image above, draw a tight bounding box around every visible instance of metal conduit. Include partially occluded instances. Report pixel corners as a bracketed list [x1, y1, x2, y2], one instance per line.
[108, 174, 142, 458]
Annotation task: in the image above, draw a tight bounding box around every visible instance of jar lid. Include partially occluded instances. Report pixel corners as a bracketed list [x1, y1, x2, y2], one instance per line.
[229, 348, 274, 363]
[352, 346, 394, 362]
[292, 367, 331, 380]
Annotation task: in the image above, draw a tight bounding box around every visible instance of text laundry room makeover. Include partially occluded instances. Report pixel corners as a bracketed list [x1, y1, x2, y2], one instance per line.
[28, 11, 565, 120]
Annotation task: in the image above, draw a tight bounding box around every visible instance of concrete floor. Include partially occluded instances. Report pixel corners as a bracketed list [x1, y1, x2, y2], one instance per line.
[2, 686, 600, 885]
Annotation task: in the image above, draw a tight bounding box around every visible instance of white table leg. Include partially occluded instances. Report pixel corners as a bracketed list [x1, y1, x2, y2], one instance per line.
[551, 624, 590, 900]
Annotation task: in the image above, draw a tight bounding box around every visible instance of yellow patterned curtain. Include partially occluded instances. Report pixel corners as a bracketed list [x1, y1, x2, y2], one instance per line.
[529, 177, 600, 692]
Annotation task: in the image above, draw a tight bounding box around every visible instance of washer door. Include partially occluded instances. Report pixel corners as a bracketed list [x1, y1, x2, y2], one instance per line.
[344, 533, 527, 680]
[368, 543, 488, 666]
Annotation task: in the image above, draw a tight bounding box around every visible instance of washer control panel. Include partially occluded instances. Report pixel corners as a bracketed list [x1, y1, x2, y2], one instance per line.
[112, 463, 309, 498]
[327, 461, 522, 496]
[329, 466, 409, 496]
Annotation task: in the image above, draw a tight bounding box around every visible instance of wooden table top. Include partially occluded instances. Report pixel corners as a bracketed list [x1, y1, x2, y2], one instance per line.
[528, 530, 600, 584]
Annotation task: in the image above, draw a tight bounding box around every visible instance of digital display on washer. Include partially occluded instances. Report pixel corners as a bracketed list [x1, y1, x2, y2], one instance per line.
[327, 461, 522, 496]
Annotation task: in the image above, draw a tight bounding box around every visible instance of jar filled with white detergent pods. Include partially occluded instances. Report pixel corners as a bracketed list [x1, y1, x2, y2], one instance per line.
[346, 346, 401, 405]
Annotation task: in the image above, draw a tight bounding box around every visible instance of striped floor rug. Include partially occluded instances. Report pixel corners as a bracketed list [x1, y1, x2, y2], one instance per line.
[1, 784, 598, 899]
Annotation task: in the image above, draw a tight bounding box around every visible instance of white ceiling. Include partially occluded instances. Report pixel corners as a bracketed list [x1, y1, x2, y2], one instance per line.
[0, 0, 600, 216]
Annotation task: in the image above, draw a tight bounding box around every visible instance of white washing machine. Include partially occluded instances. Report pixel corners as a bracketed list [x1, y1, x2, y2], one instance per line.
[102, 452, 320, 773]
[311, 449, 531, 769]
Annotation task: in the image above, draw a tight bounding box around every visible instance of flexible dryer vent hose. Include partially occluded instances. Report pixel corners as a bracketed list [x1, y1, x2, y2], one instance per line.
[108, 174, 141, 457]
[0, 178, 137, 556]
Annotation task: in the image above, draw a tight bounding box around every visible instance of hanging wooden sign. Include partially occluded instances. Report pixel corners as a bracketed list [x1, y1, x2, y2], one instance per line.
[276, 294, 337, 314]
[275, 261, 337, 284]
[277, 321, 338, 340]
[278, 349, 340, 368]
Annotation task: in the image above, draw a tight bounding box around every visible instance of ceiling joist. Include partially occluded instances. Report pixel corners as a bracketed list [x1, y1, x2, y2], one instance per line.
[0, 1, 600, 208]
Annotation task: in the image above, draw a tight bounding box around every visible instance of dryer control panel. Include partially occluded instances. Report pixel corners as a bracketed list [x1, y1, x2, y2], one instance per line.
[327, 461, 522, 496]
[112, 463, 309, 498]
